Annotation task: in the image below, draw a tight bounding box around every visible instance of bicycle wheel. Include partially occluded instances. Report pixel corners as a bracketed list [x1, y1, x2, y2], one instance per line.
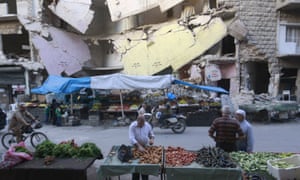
[1, 132, 17, 149]
[30, 132, 48, 148]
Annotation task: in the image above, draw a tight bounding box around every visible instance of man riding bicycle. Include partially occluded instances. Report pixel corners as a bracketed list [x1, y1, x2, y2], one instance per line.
[8, 103, 39, 143]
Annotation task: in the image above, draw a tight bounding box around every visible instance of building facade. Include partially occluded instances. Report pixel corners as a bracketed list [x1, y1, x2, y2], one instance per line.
[0, 0, 299, 110]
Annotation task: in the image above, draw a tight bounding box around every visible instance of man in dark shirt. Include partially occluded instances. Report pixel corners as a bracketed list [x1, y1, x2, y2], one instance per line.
[208, 105, 245, 152]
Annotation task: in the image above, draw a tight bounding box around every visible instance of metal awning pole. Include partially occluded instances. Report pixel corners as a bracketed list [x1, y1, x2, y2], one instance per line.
[70, 94, 73, 115]
[119, 90, 125, 119]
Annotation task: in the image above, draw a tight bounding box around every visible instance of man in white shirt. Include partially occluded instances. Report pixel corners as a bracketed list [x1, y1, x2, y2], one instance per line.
[235, 109, 254, 153]
[129, 115, 154, 180]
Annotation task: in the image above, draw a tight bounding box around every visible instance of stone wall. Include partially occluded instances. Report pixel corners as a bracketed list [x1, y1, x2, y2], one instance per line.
[224, 0, 279, 98]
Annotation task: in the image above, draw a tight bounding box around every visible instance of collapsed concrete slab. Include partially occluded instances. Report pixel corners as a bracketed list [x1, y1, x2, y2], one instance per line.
[109, 15, 228, 75]
[48, 0, 95, 34]
[31, 26, 90, 75]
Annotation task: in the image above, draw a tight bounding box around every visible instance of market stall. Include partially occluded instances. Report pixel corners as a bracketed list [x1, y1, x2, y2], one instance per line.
[163, 146, 243, 180]
[31, 74, 229, 126]
[98, 145, 242, 180]
[0, 157, 96, 180]
[31, 74, 174, 125]
[97, 145, 298, 180]
[97, 145, 163, 180]
[0, 140, 103, 180]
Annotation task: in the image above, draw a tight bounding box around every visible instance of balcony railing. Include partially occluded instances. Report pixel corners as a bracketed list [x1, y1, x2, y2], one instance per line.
[277, 0, 300, 11]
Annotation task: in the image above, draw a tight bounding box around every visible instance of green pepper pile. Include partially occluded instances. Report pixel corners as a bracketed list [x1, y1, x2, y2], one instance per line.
[230, 151, 293, 172]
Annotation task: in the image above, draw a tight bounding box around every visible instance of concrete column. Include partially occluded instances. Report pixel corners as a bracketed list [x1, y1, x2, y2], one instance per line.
[296, 69, 300, 103]
[0, 35, 2, 51]
[24, 69, 30, 95]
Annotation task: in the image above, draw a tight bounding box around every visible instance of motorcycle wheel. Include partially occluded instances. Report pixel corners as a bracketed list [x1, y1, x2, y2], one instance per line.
[171, 118, 186, 134]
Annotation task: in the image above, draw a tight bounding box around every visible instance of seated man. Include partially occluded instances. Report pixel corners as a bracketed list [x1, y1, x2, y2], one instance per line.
[8, 103, 38, 142]
[158, 103, 173, 127]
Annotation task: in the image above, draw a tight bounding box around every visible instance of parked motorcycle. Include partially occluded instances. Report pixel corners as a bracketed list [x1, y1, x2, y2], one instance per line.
[144, 110, 186, 134]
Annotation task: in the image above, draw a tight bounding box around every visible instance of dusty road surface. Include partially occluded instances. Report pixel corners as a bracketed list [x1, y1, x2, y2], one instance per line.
[1, 119, 299, 180]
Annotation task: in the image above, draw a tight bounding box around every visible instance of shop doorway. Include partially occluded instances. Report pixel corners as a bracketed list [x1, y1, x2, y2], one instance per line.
[279, 68, 297, 100]
[245, 62, 270, 94]
[217, 79, 230, 93]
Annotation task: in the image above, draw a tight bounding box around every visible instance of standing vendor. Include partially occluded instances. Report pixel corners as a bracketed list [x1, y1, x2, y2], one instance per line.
[129, 115, 155, 180]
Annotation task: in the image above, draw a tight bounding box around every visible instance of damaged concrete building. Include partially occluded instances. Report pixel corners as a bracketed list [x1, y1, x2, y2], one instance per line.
[0, 0, 299, 110]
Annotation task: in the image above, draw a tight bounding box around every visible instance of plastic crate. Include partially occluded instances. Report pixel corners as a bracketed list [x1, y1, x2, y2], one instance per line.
[267, 155, 300, 180]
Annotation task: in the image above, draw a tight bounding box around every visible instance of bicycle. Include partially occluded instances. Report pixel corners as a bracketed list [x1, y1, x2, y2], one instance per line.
[1, 122, 48, 150]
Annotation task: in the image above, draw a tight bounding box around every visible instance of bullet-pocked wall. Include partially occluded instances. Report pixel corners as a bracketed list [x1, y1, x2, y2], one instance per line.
[224, 0, 279, 99]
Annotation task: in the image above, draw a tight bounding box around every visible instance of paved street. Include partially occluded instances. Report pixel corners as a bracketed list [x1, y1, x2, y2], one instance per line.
[1, 119, 300, 180]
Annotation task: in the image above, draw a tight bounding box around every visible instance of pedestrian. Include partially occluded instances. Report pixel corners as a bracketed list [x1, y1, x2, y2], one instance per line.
[208, 105, 245, 153]
[157, 101, 172, 127]
[8, 103, 39, 143]
[44, 104, 50, 124]
[137, 103, 147, 115]
[129, 115, 155, 180]
[55, 105, 62, 126]
[0, 108, 7, 129]
[235, 109, 254, 153]
[50, 99, 58, 125]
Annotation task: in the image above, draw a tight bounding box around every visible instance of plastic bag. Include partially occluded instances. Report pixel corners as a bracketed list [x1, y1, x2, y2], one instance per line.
[117, 144, 133, 163]
[7, 142, 33, 160]
[0, 141, 33, 169]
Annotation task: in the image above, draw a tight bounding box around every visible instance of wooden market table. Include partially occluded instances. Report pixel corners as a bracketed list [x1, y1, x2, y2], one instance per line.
[0, 157, 96, 180]
[97, 145, 163, 180]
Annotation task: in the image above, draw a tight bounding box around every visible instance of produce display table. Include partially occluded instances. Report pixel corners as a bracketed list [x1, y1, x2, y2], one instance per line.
[165, 162, 243, 180]
[0, 157, 96, 180]
[97, 146, 162, 180]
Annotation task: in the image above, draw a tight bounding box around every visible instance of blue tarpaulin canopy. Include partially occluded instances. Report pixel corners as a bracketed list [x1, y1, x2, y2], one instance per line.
[172, 79, 229, 94]
[31, 75, 90, 94]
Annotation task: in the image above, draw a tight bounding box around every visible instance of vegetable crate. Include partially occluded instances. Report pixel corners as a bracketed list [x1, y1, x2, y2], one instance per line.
[267, 154, 300, 180]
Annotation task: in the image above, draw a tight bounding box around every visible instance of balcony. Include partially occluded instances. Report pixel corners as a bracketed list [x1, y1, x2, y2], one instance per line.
[277, 0, 300, 11]
[277, 24, 300, 59]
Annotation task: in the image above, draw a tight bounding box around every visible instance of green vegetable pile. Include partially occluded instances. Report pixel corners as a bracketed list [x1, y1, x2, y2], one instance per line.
[35, 140, 56, 158]
[53, 142, 79, 158]
[230, 151, 293, 172]
[78, 142, 103, 159]
[35, 139, 103, 159]
[270, 160, 296, 168]
[15, 146, 32, 155]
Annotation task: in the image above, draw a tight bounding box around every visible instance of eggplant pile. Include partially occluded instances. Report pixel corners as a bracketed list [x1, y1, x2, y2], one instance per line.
[195, 146, 237, 168]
